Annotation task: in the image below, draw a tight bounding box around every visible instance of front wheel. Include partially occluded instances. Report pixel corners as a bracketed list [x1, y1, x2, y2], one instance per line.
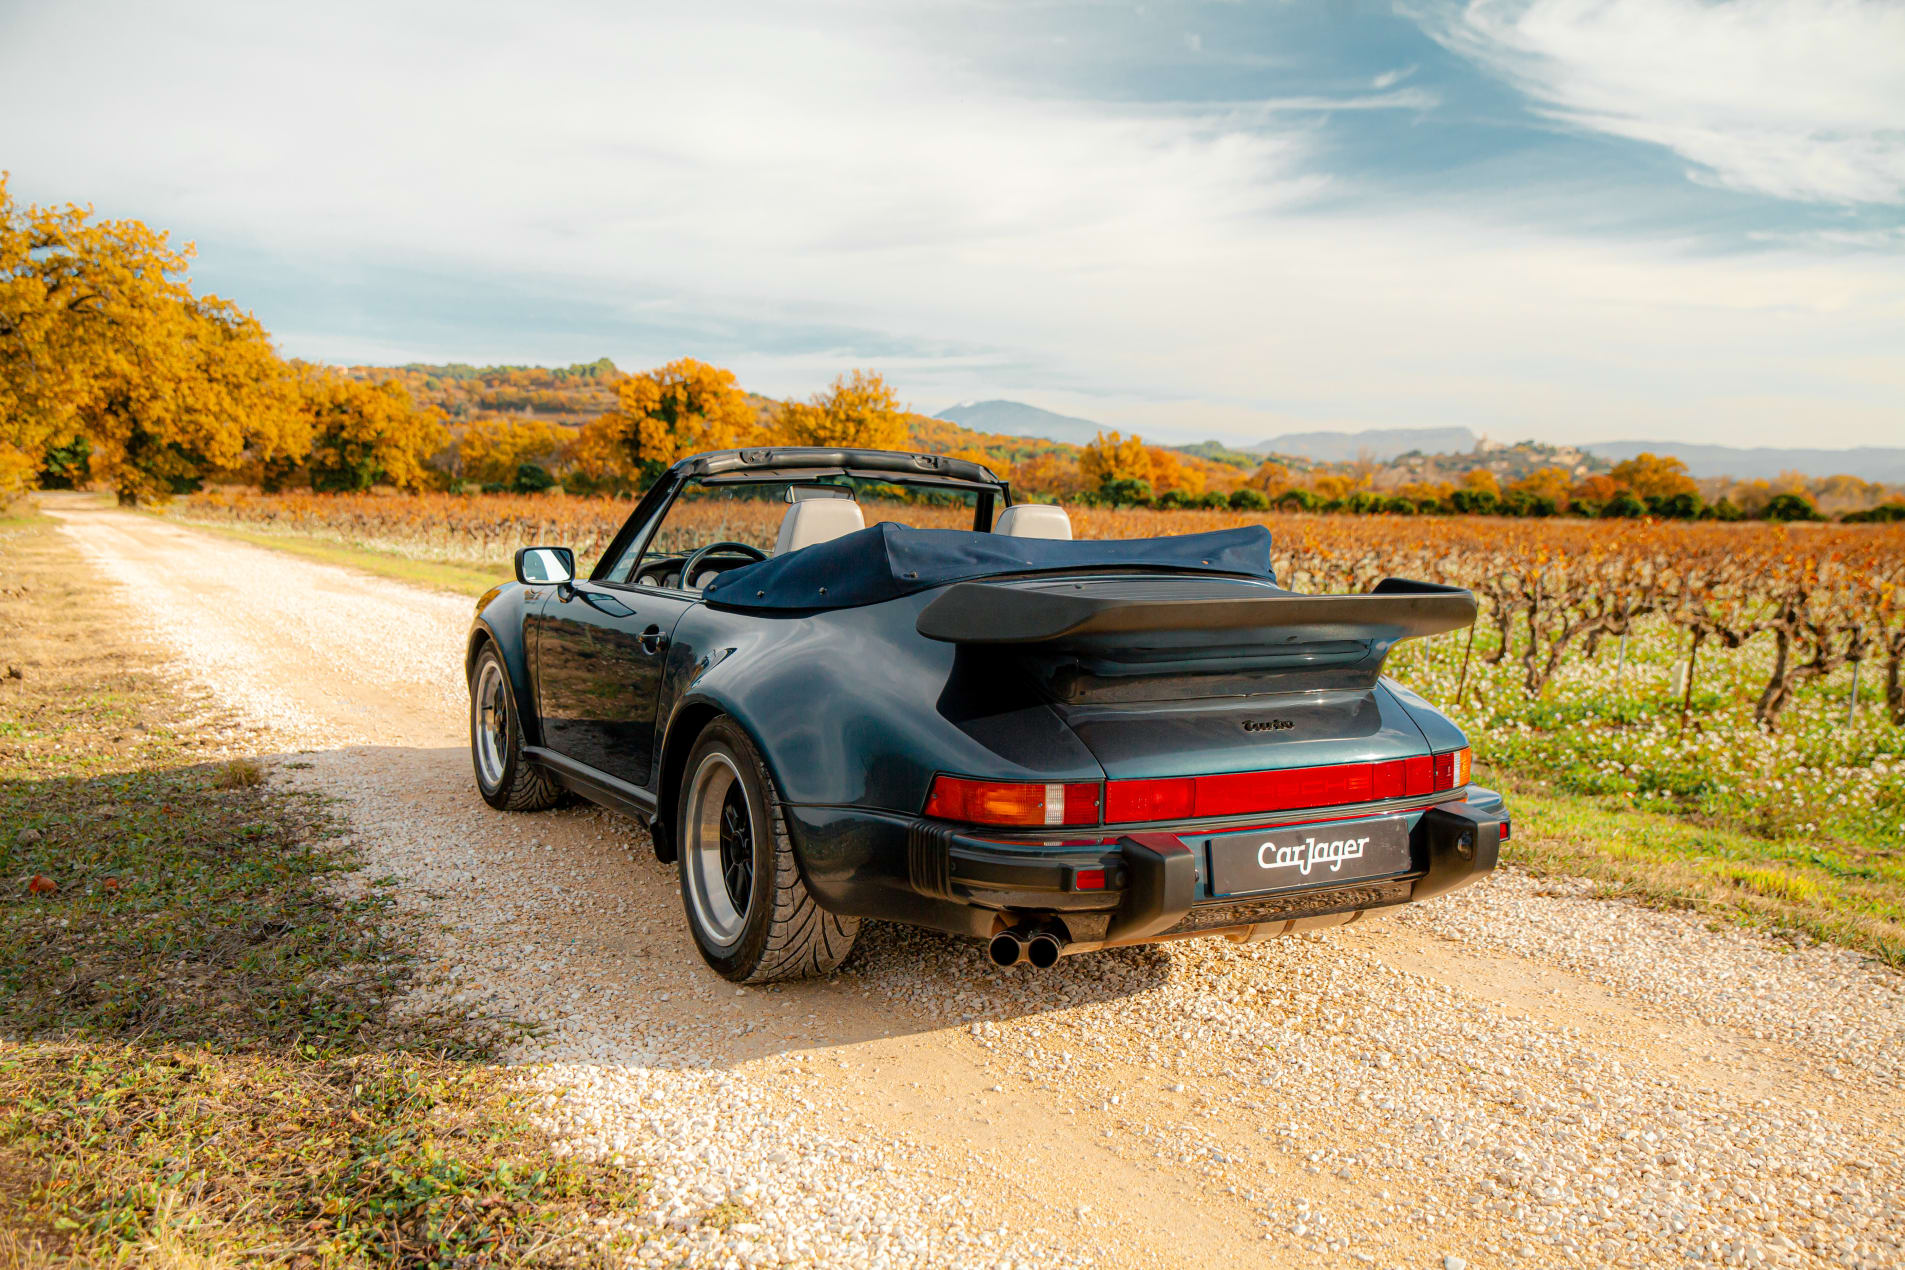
[470, 644, 562, 812]
[678, 718, 858, 982]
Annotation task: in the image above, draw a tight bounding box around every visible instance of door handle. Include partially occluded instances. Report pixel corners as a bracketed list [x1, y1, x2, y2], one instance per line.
[639, 625, 669, 656]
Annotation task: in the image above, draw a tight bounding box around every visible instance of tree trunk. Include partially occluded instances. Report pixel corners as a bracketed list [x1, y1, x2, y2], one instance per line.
[1756, 628, 1793, 728]
[1482, 602, 1513, 665]
[1887, 636, 1904, 727]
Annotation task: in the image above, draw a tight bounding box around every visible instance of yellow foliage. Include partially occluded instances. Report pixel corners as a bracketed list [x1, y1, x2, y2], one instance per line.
[300, 370, 446, 492]
[1012, 450, 1086, 499]
[0, 445, 37, 501]
[1571, 474, 1626, 505]
[1, 174, 304, 503]
[1395, 480, 1454, 504]
[1509, 466, 1573, 505]
[1461, 468, 1501, 497]
[1247, 461, 1292, 494]
[1610, 452, 1697, 501]
[458, 415, 567, 486]
[776, 369, 908, 450]
[1145, 446, 1205, 498]
[584, 358, 757, 482]
[1078, 431, 1153, 489]
[1310, 473, 1352, 501]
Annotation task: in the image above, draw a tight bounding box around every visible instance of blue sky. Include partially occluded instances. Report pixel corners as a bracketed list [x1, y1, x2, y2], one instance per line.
[2, 0, 1900, 448]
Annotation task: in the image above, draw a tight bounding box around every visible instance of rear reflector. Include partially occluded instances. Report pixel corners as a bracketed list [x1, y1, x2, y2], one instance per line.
[927, 748, 1471, 827]
[923, 776, 1101, 827]
[1071, 867, 1108, 891]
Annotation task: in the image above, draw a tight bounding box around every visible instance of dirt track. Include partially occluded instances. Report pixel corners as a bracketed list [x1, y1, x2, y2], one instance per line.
[47, 497, 1905, 1269]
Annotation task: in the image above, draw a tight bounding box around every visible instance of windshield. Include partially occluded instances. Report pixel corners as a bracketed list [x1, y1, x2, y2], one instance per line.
[599, 474, 994, 586]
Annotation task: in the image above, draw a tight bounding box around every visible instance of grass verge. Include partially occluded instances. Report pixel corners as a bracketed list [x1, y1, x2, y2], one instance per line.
[0, 514, 637, 1266]
[164, 515, 505, 597]
[1496, 769, 1905, 967]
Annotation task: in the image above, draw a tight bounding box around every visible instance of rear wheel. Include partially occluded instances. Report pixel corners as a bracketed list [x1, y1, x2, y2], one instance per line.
[469, 644, 562, 812]
[678, 718, 858, 982]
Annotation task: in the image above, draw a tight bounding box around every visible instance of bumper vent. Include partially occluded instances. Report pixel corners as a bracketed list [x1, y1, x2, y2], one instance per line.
[907, 820, 957, 900]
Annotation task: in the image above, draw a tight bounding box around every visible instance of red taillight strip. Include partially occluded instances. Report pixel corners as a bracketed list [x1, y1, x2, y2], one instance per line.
[1102, 747, 1470, 825]
[925, 747, 1469, 828]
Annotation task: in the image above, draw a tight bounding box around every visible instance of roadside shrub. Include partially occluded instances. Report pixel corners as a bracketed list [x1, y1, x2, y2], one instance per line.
[1228, 488, 1269, 511]
[1844, 501, 1905, 524]
[1763, 492, 1823, 522]
[1601, 491, 1647, 519]
[1099, 477, 1153, 507]
[1649, 491, 1705, 519]
[511, 462, 556, 494]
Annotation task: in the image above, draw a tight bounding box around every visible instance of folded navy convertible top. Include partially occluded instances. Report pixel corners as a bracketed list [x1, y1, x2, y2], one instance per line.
[700, 522, 1276, 611]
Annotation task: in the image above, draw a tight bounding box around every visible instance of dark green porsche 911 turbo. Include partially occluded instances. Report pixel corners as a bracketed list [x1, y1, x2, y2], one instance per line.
[467, 446, 1507, 983]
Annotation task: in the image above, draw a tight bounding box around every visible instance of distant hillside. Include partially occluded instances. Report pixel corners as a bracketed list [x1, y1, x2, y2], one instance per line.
[1248, 427, 1479, 463]
[935, 400, 1107, 446]
[1174, 440, 1266, 470]
[356, 359, 620, 426]
[1584, 441, 1905, 483]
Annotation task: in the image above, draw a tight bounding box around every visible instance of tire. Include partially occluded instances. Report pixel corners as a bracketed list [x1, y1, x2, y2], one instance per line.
[469, 643, 562, 812]
[677, 717, 858, 982]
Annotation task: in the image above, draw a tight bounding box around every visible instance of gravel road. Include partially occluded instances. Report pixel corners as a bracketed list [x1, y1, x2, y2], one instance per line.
[50, 500, 1905, 1270]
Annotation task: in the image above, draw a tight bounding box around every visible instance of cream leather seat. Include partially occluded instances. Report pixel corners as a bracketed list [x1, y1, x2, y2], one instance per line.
[994, 503, 1072, 540]
[774, 497, 866, 555]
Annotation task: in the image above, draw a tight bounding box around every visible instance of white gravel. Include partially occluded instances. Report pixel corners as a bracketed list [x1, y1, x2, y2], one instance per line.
[51, 502, 1905, 1270]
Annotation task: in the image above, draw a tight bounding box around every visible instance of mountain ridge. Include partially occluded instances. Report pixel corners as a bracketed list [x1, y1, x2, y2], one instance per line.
[937, 398, 1902, 481]
[1582, 440, 1905, 483]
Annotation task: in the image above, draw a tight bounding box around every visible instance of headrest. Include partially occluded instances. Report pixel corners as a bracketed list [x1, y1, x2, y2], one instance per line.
[994, 503, 1072, 540]
[774, 497, 866, 555]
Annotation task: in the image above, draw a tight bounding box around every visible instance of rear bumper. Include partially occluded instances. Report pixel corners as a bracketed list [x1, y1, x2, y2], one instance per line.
[786, 788, 1507, 945]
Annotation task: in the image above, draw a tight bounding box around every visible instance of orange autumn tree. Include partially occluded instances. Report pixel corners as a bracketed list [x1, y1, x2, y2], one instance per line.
[300, 369, 446, 492]
[0, 175, 304, 503]
[777, 369, 908, 450]
[1013, 449, 1087, 500]
[574, 357, 757, 486]
[1508, 465, 1573, 509]
[1078, 430, 1154, 497]
[1610, 452, 1698, 502]
[457, 415, 568, 486]
[1246, 460, 1293, 494]
[1145, 445, 1206, 499]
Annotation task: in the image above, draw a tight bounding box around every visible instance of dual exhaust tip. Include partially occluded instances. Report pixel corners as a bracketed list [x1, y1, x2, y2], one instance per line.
[988, 926, 1066, 969]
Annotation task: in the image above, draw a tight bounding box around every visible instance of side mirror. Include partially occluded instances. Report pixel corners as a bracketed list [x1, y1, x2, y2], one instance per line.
[515, 546, 575, 585]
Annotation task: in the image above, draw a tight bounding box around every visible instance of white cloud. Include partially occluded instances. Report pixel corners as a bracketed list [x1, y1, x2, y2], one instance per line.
[1416, 0, 1905, 205]
[0, 0, 1900, 447]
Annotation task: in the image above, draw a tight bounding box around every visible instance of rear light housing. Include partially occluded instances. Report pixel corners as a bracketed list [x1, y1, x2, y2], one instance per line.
[924, 746, 1470, 828]
[922, 776, 1102, 827]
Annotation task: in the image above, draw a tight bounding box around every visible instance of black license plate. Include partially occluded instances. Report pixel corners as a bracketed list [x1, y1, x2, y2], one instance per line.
[1204, 816, 1412, 898]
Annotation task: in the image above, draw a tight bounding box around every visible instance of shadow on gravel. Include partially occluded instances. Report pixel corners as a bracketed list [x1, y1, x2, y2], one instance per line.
[335, 742, 1178, 1064]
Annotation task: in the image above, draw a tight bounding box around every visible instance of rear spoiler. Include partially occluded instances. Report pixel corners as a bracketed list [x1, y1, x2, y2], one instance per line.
[916, 576, 1476, 646]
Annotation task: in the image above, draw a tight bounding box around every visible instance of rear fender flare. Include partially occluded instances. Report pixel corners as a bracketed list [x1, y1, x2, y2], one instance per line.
[654, 690, 809, 872]
[466, 616, 543, 750]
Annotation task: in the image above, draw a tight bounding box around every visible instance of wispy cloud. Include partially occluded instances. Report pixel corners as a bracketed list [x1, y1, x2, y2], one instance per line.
[0, 0, 1899, 447]
[1412, 0, 1905, 205]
